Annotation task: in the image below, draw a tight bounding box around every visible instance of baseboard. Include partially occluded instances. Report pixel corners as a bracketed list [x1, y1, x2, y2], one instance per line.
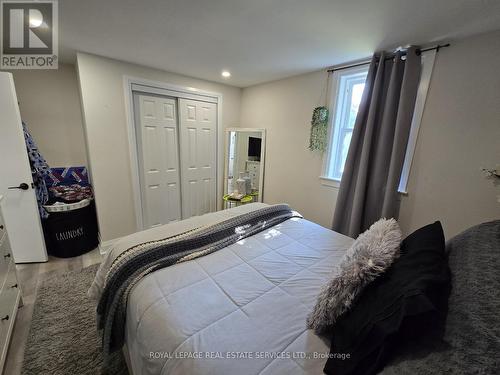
[98, 235, 119, 255]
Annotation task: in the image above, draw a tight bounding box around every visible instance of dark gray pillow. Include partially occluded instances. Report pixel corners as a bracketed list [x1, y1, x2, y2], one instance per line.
[324, 221, 451, 375]
[307, 218, 402, 334]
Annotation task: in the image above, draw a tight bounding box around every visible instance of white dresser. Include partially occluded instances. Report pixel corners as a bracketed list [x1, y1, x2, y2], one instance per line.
[0, 195, 22, 373]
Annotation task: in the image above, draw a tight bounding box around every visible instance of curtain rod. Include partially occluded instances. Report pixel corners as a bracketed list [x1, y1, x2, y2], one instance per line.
[327, 43, 450, 73]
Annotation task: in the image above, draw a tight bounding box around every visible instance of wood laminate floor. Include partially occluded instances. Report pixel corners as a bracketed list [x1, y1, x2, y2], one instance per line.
[3, 249, 102, 375]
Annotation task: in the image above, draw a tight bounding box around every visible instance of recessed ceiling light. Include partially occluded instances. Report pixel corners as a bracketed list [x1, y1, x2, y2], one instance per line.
[221, 70, 231, 78]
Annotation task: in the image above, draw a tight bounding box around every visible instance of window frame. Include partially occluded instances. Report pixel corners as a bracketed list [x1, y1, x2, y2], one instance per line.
[321, 65, 369, 187]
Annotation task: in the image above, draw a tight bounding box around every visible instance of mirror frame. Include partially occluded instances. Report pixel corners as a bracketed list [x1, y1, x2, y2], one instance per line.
[223, 128, 266, 202]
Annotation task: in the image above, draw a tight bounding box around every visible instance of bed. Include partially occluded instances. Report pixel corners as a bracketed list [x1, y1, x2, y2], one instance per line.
[90, 203, 354, 375]
[91, 203, 500, 375]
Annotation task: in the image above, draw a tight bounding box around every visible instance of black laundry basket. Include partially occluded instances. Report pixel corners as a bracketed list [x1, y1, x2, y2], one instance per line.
[42, 200, 99, 258]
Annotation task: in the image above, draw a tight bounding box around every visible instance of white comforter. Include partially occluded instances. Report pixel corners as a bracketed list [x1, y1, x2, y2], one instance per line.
[91, 204, 353, 375]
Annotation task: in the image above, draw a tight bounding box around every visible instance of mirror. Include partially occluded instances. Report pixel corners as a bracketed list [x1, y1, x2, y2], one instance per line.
[224, 128, 265, 207]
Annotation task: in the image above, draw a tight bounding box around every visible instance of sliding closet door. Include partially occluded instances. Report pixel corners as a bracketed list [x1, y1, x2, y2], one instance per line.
[136, 94, 182, 228]
[178, 99, 217, 218]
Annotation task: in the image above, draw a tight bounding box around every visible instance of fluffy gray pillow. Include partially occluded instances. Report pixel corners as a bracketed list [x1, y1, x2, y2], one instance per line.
[307, 218, 402, 334]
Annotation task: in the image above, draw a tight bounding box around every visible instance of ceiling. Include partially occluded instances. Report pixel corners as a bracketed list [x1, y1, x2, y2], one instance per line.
[59, 0, 500, 87]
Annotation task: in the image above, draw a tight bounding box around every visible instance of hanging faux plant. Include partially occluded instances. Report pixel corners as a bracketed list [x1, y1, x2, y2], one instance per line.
[309, 106, 329, 152]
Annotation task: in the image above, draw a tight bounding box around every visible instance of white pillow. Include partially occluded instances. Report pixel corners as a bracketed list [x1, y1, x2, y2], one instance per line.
[307, 218, 402, 334]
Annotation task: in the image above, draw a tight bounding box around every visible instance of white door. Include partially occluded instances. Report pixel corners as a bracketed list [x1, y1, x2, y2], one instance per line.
[178, 99, 217, 218]
[135, 94, 182, 228]
[0, 73, 48, 263]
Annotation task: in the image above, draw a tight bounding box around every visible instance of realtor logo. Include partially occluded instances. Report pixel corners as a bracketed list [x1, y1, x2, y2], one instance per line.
[1, 0, 58, 69]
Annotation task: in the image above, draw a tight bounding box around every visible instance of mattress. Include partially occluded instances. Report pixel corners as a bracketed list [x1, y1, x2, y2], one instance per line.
[92, 204, 354, 375]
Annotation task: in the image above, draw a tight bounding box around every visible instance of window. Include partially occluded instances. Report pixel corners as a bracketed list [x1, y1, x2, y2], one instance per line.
[323, 66, 369, 182]
[321, 50, 437, 192]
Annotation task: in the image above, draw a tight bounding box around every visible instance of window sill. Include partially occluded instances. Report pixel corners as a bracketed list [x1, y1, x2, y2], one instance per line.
[320, 175, 409, 195]
[320, 176, 341, 188]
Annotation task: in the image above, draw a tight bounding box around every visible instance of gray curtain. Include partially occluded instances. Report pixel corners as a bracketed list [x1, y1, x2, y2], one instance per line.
[332, 47, 422, 238]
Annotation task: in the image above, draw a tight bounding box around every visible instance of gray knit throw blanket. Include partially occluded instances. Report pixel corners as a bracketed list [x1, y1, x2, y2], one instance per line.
[97, 204, 300, 355]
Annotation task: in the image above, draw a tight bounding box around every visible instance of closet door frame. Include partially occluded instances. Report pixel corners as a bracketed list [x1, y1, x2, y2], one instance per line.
[123, 76, 223, 231]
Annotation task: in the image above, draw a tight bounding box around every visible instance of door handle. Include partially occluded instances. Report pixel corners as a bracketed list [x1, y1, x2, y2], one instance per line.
[1, 315, 9, 321]
[8, 183, 30, 190]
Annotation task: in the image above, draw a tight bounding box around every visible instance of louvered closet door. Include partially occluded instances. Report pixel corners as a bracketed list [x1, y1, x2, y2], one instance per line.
[137, 94, 182, 228]
[178, 98, 217, 218]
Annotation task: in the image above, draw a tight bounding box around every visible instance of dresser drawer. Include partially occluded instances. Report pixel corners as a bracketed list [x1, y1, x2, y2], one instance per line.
[0, 241, 8, 290]
[0, 283, 18, 321]
[0, 213, 5, 240]
[3, 261, 19, 293]
[0, 280, 21, 373]
[0, 233, 11, 260]
[0, 300, 13, 372]
[0, 236, 11, 284]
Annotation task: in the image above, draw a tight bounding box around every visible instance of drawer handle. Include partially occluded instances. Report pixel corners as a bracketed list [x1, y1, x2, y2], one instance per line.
[4, 253, 11, 259]
[1, 315, 8, 321]
[11, 284, 18, 289]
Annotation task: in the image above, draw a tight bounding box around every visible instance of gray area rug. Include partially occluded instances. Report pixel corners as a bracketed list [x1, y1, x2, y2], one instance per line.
[22, 264, 128, 375]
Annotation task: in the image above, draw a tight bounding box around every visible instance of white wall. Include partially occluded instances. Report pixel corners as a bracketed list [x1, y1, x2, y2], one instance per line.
[398, 30, 500, 238]
[7, 64, 88, 167]
[77, 53, 242, 242]
[240, 70, 339, 227]
[240, 30, 500, 239]
[75, 30, 499, 242]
